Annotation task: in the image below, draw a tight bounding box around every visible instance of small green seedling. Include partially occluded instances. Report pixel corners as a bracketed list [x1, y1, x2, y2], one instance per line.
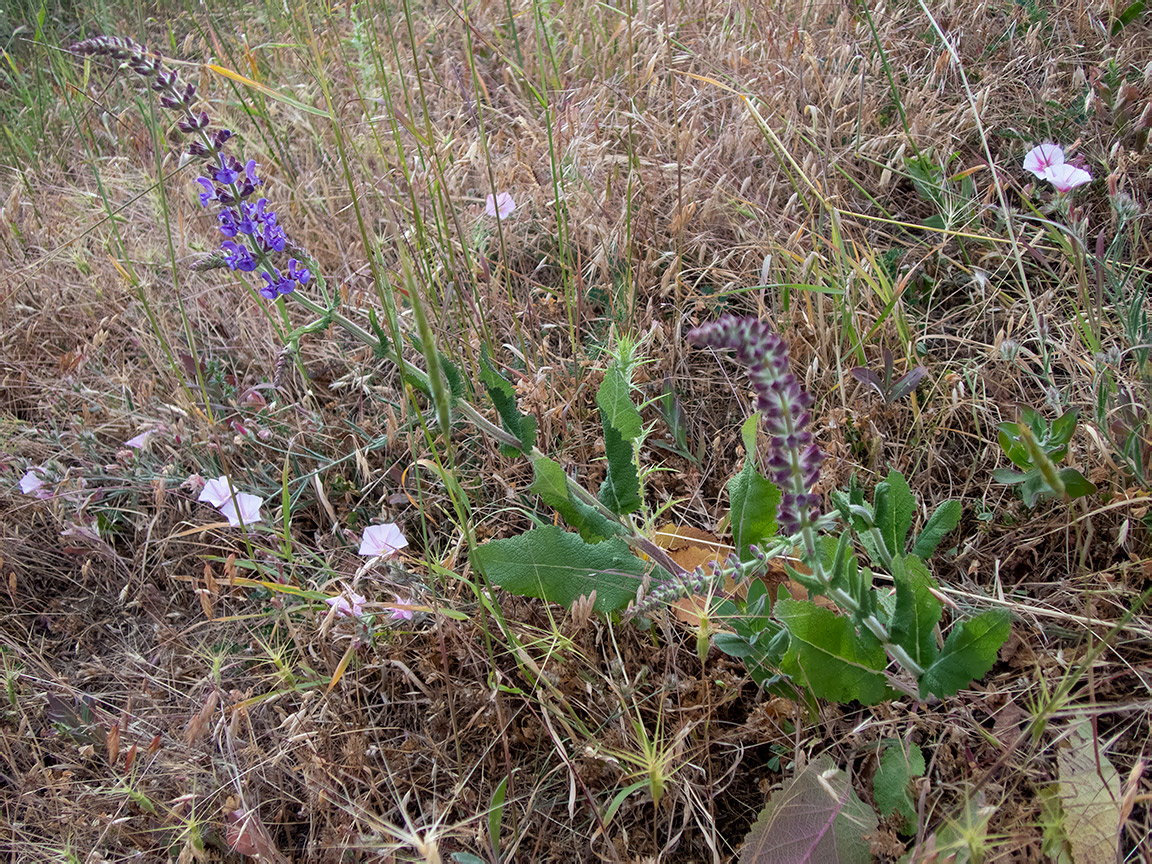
[993, 407, 1097, 508]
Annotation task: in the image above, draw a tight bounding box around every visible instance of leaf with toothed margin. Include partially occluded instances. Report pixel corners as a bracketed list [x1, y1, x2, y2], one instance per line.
[596, 365, 642, 515]
[474, 525, 652, 613]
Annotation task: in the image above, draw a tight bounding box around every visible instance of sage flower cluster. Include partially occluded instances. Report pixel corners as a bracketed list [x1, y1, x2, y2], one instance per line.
[688, 315, 823, 536]
[71, 36, 312, 300]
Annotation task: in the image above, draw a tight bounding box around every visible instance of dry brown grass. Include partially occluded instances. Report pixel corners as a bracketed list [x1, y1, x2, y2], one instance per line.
[1, 0, 1151, 860]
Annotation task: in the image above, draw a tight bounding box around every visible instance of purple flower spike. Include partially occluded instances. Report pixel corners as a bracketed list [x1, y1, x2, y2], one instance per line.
[689, 315, 824, 535]
[74, 35, 317, 306]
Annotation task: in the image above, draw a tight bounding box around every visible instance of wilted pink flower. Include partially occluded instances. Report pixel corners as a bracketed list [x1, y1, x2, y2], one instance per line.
[358, 523, 408, 558]
[326, 589, 368, 619]
[484, 191, 516, 219]
[124, 432, 150, 449]
[19, 470, 45, 495]
[387, 595, 414, 621]
[1023, 142, 1064, 179]
[1043, 161, 1092, 192]
[216, 492, 264, 527]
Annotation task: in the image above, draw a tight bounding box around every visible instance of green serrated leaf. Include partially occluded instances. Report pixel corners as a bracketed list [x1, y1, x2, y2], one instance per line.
[910, 499, 961, 559]
[918, 609, 1010, 698]
[479, 348, 536, 452]
[440, 354, 466, 401]
[874, 741, 925, 830]
[874, 470, 916, 556]
[473, 526, 648, 613]
[530, 455, 622, 542]
[889, 556, 942, 669]
[594, 363, 643, 515]
[596, 366, 643, 441]
[598, 419, 641, 515]
[774, 598, 895, 705]
[728, 460, 780, 561]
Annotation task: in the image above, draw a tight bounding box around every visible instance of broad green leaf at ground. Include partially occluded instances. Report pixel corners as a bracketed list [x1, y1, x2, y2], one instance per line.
[473, 525, 648, 612]
[874, 741, 925, 831]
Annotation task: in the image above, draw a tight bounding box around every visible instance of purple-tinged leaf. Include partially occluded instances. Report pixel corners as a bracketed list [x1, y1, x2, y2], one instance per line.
[850, 367, 884, 397]
[889, 367, 927, 402]
[740, 755, 877, 863]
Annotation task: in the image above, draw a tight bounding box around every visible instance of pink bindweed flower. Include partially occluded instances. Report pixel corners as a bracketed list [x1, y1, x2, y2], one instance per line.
[124, 432, 150, 449]
[484, 191, 516, 219]
[1022, 142, 1092, 192]
[197, 475, 263, 526]
[1023, 142, 1064, 179]
[326, 589, 368, 619]
[198, 475, 236, 508]
[216, 492, 264, 527]
[1043, 161, 1092, 192]
[386, 595, 414, 621]
[358, 523, 408, 558]
[19, 470, 45, 496]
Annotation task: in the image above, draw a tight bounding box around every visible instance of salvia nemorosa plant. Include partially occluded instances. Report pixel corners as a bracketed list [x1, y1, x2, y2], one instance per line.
[72, 37, 1008, 705]
[72, 36, 312, 301]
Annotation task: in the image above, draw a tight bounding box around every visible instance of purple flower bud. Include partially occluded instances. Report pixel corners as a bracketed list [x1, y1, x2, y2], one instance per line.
[178, 112, 211, 134]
